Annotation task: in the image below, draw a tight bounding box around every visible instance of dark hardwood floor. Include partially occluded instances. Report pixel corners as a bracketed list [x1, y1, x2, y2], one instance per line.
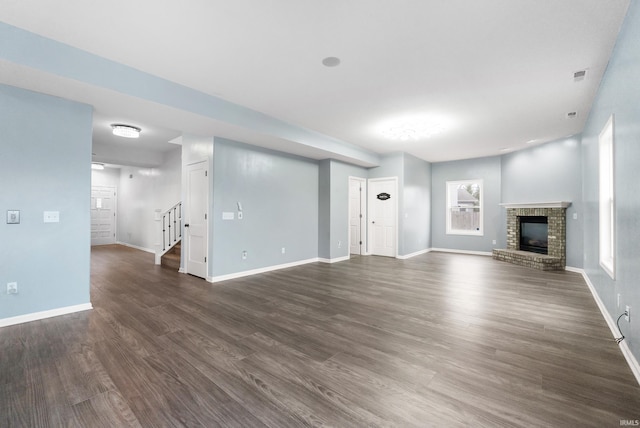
[2, 245, 639, 427]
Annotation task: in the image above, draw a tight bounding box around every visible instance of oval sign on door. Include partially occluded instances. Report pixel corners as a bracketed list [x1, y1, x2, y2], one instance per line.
[377, 192, 391, 201]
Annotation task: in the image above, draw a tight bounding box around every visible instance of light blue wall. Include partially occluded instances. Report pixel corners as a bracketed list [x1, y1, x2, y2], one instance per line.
[431, 156, 502, 252]
[318, 160, 331, 259]
[402, 153, 432, 255]
[501, 137, 583, 268]
[581, 1, 640, 361]
[212, 138, 319, 276]
[0, 84, 92, 319]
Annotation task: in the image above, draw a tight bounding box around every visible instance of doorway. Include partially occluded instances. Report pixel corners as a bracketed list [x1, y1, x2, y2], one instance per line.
[90, 185, 117, 246]
[368, 177, 398, 257]
[348, 177, 366, 255]
[184, 161, 208, 279]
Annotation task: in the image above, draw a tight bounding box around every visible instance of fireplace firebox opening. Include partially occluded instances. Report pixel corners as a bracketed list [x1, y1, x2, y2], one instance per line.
[519, 216, 548, 254]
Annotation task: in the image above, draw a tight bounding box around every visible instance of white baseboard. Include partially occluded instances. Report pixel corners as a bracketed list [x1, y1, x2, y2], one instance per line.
[318, 255, 350, 264]
[397, 249, 431, 260]
[431, 248, 493, 256]
[576, 267, 640, 386]
[0, 303, 93, 328]
[209, 258, 319, 283]
[116, 241, 155, 254]
[178, 267, 186, 273]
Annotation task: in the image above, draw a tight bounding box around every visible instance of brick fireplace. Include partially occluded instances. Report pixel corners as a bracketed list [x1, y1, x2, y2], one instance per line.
[493, 202, 570, 271]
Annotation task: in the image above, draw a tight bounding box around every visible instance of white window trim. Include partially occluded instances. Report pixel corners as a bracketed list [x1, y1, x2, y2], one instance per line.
[599, 115, 615, 280]
[446, 179, 484, 236]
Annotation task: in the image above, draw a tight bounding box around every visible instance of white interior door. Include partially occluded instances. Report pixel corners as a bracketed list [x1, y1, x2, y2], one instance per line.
[185, 161, 208, 279]
[349, 177, 366, 255]
[91, 186, 116, 246]
[368, 177, 397, 257]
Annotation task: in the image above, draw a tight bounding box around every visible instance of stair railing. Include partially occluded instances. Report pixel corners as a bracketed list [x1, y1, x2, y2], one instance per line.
[154, 202, 182, 264]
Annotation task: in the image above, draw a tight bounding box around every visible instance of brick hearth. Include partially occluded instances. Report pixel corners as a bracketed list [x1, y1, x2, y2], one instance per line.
[493, 202, 570, 271]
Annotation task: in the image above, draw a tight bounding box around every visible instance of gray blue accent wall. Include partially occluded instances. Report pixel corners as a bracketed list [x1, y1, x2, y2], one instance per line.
[580, 0, 640, 363]
[0, 84, 92, 319]
[212, 138, 319, 276]
[501, 137, 583, 268]
[431, 156, 502, 252]
[402, 153, 432, 255]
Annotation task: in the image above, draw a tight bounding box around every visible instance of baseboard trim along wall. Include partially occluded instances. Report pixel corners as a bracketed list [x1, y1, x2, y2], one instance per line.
[396, 249, 431, 260]
[431, 248, 493, 256]
[116, 241, 155, 254]
[0, 303, 93, 328]
[572, 267, 640, 386]
[318, 255, 351, 264]
[209, 258, 321, 283]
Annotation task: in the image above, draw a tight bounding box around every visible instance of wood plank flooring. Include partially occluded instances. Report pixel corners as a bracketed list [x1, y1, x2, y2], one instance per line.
[2, 244, 639, 427]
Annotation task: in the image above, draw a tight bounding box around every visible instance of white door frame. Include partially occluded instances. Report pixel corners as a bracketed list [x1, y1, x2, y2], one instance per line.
[348, 176, 367, 256]
[184, 160, 209, 278]
[367, 177, 398, 257]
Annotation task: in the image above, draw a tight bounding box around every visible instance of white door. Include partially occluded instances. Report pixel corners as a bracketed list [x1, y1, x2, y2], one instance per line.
[349, 177, 366, 255]
[91, 186, 116, 246]
[368, 177, 397, 257]
[185, 161, 208, 279]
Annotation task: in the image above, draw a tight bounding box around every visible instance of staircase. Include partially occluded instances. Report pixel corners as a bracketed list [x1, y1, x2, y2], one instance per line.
[161, 241, 181, 271]
[154, 201, 182, 265]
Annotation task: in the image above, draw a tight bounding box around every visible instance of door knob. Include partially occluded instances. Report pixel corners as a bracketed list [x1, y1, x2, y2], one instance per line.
[184, 224, 190, 227]
[372, 221, 375, 224]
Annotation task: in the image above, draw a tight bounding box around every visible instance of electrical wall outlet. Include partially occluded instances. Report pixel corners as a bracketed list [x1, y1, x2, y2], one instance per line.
[338, 240, 342, 248]
[618, 293, 621, 308]
[7, 282, 18, 294]
[625, 305, 630, 322]
[242, 250, 247, 260]
[492, 239, 497, 245]
[281, 247, 285, 254]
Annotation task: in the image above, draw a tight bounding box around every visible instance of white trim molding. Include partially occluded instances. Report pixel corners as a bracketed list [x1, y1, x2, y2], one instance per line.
[572, 267, 640, 386]
[397, 249, 431, 260]
[0, 303, 93, 328]
[318, 255, 351, 264]
[499, 201, 571, 209]
[116, 241, 155, 254]
[209, 258, 320, 283]
[431, 248, 492, 256]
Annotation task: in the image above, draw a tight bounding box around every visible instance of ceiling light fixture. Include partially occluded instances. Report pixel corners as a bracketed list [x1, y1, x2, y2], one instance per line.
[381, 119, 447, 141]
[111, 124, 141, 138]
[322, 57, 341, 67]
[91, 163, 105, 170]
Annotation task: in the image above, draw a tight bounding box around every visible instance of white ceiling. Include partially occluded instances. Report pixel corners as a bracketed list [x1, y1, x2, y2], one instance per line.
[0, 0, 631, 164]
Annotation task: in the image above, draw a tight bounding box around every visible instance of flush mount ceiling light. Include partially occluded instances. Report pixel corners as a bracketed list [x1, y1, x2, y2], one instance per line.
[322, 57, 341, 67]
[91, 163, 105, 170]
[380, 118, 448, 141]
[111, 123, 141, 138]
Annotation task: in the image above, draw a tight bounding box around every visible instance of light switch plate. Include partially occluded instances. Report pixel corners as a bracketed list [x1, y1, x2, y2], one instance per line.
[7, 210, 20, 224]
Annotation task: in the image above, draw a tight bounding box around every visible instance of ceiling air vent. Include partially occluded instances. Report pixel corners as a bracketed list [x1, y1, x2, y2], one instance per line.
[567, 111, 578, 119]
[573, 70, 587, 81]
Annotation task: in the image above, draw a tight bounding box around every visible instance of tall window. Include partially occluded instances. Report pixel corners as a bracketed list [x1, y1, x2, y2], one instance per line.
[599, 115, 615, 279]
[446, 179, 483, 236]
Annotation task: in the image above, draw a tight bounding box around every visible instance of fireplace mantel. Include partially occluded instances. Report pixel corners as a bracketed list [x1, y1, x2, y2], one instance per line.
[499, 201, 571, 209]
